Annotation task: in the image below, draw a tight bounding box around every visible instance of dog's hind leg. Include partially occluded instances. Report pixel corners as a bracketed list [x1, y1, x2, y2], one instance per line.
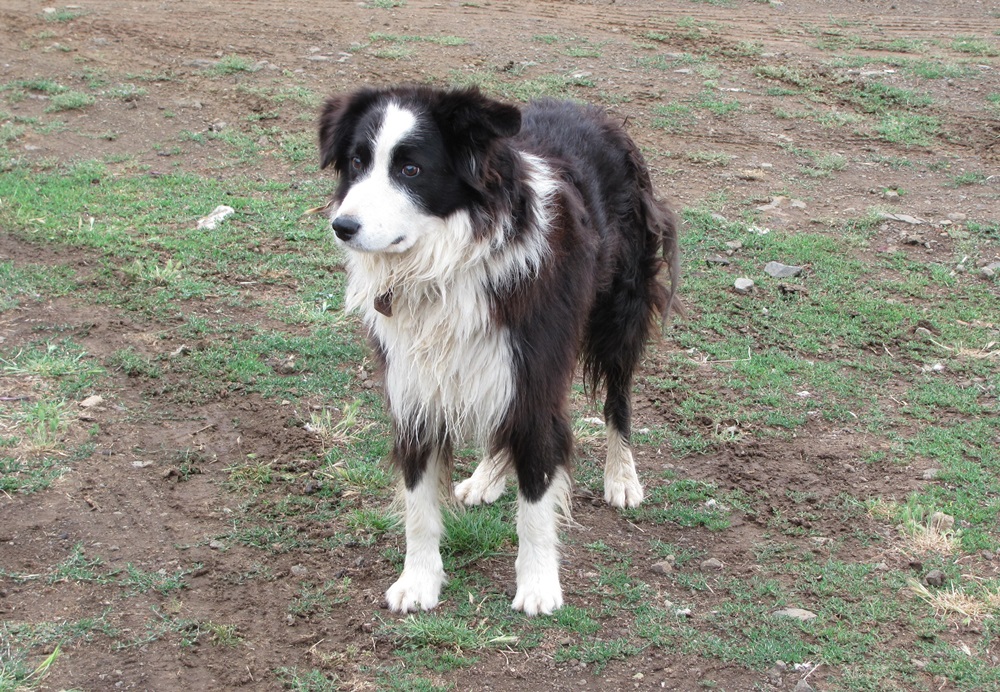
[386, 442, 448, 613]
[601, 363, 644, 508]
[454, 450, 509, 506]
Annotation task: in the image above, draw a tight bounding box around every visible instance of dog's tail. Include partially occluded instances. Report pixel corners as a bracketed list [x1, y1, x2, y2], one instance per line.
[627, 141, 683, 323]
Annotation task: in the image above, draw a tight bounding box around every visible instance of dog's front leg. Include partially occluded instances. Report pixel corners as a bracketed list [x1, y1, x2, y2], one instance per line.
[386, 446, 447, 613]
[512, 466, 570, 616]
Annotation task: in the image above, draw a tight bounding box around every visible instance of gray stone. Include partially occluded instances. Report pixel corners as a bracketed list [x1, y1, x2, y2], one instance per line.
[773, 607, 817, 621]
[650, 560, 674, 575]
[764, 261, 803, 278]
[706, 254, 731, 266]
[734, 278, 754, 294]
[924, 569, 947, 587]
[700, 557, 724, 571]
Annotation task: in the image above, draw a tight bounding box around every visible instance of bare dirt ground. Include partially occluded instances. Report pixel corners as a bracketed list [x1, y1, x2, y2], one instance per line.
[1, 0, 998, 690]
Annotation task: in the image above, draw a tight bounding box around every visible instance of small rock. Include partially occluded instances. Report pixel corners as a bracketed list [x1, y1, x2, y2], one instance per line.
[789, 199, 807, 209]
[734, 278, 755, 294]
[764, 261, 804, 278]
[169, 344, 191, 357]
[924, 569, 946, 587]
[773, 607, 817, 621]
[738, 169, 767, 181]
[929, 512, 955, 532]
[881, 212, 927, 225]
[650, 560, 674, 575]
[982, 550, 995, 561]
[675, 607, 692, 618]
[947, 212, 967, 222]
[980, 262, 1000, 279]
[920, 468, 940, 481]
[290, 564, 308, 577]
[725, 240, 743, 250]
[757, 196, 787, 212]
[209, 121, 227, 133]
[79, 395, 104, 408]
[705, 254, 731, 266]
[711, 213, 729, 224]
[196, 205, 235, 230]
[131, 460, 154, 469]
[700, 558, 724, 571]
[208, 540, 226, 550]
[794, 680, 815, 692]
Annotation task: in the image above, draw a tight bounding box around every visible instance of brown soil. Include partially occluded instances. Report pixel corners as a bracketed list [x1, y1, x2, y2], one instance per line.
[1, 1, 997, 690]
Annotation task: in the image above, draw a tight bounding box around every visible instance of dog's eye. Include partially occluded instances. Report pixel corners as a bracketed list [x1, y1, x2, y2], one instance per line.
[400, 164, 421, 178]
[350, 156, 363, 171]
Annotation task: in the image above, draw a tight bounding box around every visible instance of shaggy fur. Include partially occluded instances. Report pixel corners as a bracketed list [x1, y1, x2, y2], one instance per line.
[318, 85, 678, 614]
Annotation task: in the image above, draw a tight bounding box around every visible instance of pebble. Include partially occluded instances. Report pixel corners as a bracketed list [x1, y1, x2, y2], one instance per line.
[197, 205, 235, 230]
[765, 261, 804, 278]
[929, 512, 955, 532]
[725, 240, 743, 250]
[650, 560, 674, 575]
[79, 395, 104, 408]
[924, 569, 946, 587]
[208, 540, 226, 550]
[290, 564, 308, 577]
[880, 212, 927, 225]
[700, 558, 724, 571]
[734, 278, 754, 294]
[773, 607, 817, 621]
[980, 262, 1000, 279]
[794, 680, 815, 692]
[705, 254, 731, 266]
[920, 468, 940, 481]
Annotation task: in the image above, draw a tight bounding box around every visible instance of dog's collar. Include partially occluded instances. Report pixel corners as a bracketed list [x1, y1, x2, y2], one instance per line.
[374, 288, 393, 317]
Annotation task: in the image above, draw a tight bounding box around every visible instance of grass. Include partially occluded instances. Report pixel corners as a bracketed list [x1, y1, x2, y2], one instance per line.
[3, 14, 1000, 692]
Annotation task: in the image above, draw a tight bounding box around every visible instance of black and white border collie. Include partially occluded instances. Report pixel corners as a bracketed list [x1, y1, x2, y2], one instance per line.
[318, 85, 678, 615]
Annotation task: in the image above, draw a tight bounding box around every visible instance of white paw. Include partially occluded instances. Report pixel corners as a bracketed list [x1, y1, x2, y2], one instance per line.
[604, 471, 644, 509]
[512, 578, 563, 616]
[455, 472, 507, 506]
[385, 568, 445, 613]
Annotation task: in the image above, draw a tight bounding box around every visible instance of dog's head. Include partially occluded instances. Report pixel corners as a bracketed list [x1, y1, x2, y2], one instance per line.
[318, 86, 521, 254]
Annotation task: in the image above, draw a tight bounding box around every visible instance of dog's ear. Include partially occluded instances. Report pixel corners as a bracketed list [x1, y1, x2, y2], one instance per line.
[432, 86, 522, 145]
[430, 87, 521, 190]
[318, 88, 380, 171]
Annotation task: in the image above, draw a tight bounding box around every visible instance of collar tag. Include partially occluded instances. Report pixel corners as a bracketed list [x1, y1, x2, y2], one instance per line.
[374, 289, 393, 317]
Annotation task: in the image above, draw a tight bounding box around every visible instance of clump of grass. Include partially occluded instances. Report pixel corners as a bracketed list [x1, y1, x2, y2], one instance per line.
[102, 84, 147, 101]
[369, 32, 468, 46]
[951, 36, 1000, 57]
[652, 102, 696, 133]
[305, 400, 370, 448]
[874, 113, 939, 146]
[685, 150, 734, 166]
[947, 171, 989, 187]
[206, 54, 259, 76]
[44, 91, 95, 113]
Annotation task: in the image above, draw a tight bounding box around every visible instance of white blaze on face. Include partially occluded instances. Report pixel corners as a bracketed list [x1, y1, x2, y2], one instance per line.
[333, 103, 434, 253]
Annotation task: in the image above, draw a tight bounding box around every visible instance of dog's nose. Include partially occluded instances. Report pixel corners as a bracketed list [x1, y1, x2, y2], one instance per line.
[332, 216, 361, 241]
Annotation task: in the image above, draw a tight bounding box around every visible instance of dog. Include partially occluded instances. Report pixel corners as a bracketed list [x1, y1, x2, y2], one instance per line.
[318, 85, 678, 615]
